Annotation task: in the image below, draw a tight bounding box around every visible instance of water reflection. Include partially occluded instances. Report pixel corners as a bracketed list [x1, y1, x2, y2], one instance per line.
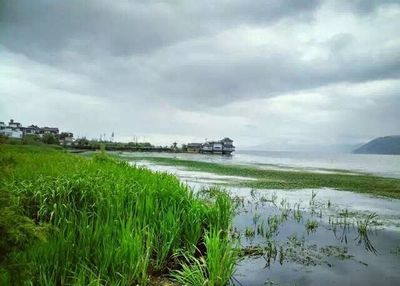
[125, 158, 400, 286]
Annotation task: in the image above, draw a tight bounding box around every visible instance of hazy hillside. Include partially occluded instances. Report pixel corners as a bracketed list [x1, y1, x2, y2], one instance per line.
[354, 136, 400, 155]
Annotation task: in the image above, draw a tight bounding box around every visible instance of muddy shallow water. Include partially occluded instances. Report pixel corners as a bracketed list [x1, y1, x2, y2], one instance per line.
[127, 159, 400, 286]
[231, 188, 400, 286]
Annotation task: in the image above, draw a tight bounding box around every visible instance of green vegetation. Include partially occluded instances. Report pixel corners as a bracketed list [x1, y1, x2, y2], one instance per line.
[0, 144, 236, 285]
[244, 227, 255, 238]
[1, 133, 64, 148]
[73, 138, 155, 150]
[305, 220, 319, 233]
[356, 213, 379, 253]
[126, 156, 400, 199]
[172, 230, 238, 286]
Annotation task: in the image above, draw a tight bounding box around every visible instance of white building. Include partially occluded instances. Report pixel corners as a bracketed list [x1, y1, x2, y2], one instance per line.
[199, 137, 235, 154]
[0, 121, 23, 139]
[8, 119, 22, 129]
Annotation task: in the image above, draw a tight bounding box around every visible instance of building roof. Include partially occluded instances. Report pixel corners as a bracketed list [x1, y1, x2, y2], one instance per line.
[187, 143, 202, 147]
[41, 127, 59, 131]
[206, 141, 222, 144]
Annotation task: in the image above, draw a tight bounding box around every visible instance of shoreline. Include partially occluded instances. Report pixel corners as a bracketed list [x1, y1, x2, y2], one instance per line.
[123, 155, 400, 199]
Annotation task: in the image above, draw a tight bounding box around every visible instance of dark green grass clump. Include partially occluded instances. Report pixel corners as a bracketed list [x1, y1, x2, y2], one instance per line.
[0, 145, 236, 285]
[127, 156, 400, 199]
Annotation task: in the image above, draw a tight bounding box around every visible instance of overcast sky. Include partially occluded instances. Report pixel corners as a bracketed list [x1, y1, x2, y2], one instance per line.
[1, 0, 399, 150]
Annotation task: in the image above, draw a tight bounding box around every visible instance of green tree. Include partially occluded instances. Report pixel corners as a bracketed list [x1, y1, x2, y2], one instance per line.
[22, 134, 42, 145]
[74, 137, 89, 147]
[42, 134, 59, 145]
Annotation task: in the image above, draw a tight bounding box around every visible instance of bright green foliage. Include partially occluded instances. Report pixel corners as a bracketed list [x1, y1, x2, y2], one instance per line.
[172, 231, 238, 286]
[0, 144, 236, 285]
[0, 188, 49, 285]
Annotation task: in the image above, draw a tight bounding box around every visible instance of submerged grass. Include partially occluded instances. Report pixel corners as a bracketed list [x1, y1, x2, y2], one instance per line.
[0, 144, 236, 285]
[126, 156, 400, 199]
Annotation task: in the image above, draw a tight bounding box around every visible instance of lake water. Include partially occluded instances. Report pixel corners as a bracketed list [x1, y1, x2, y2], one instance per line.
[236, 150, 400, 179]
[120, 152, 400, 286]
[122, 150, 400, 178]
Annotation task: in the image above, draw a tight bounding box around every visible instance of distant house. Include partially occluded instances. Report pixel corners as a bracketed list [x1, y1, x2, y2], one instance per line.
[201, 142, 213, 152]
[24, 125, 40, 135]
[0, 120, 23, 139]
[59, 132, 74, 146]
[1, 119, 69, 141]
[210, 141, 223, 153]
[197, 137, 236, 154]
[39, 127, 59, 136]
[8, 119, 21, 129]
[187, 143, 202, 153]
[0, 122, 7, 137]
[220, 137, 235, 153]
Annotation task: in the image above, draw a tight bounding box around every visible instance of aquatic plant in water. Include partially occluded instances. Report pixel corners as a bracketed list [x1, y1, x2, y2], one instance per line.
[356, 213, 378, 253]
[306, 219, 319, 234]
[293, 203, 302, 222]
[245, 227, 256, 238]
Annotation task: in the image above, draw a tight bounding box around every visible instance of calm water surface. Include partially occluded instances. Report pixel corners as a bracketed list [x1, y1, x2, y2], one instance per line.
[122, 154, 400, 286]
[122, 150, 400, 178]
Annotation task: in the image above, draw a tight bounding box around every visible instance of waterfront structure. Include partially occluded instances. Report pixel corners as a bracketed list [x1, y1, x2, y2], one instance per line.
[187, 143, 202, 152]
[187, 138, 235, 154]
[206, 141, 223, 153]
[220, 137, 235, 153]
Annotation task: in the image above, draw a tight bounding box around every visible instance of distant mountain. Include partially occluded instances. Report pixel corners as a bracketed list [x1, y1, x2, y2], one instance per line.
[353, 136, 400, 155]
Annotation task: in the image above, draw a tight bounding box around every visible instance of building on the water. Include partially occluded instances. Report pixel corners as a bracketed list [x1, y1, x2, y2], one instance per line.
[187, 143, 203, 153]
[186, 137, 235, 154]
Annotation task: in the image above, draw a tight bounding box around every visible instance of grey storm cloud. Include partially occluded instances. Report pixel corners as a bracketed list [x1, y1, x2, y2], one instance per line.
[0, 0, 321, 58]
[1, 0, 399, 148]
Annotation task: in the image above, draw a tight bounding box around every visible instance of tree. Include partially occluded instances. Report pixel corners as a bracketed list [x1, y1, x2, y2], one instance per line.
[59, 132, 73, 140]
[74, 137, 89, 147]
[181, 144, 187, 152]
[42, 133, 59, 145]
[22, 134, 42, 145]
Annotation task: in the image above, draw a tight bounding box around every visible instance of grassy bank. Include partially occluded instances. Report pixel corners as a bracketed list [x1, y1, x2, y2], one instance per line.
[124, 156, 400, 199]
[0, 144, 236, 285]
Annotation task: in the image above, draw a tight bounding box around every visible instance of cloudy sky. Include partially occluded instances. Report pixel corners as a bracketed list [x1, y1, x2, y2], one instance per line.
[1, 0, 399, 150]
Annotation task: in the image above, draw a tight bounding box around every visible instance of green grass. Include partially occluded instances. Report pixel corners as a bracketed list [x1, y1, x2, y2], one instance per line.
[171, 230, 238, 286]
[125, 156, 400, 199]
[0, 144, 236, 285]
[356, 213, 379, 253]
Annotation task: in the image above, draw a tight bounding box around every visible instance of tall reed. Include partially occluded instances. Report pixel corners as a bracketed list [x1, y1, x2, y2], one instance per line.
[0, 144, 236, 285]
